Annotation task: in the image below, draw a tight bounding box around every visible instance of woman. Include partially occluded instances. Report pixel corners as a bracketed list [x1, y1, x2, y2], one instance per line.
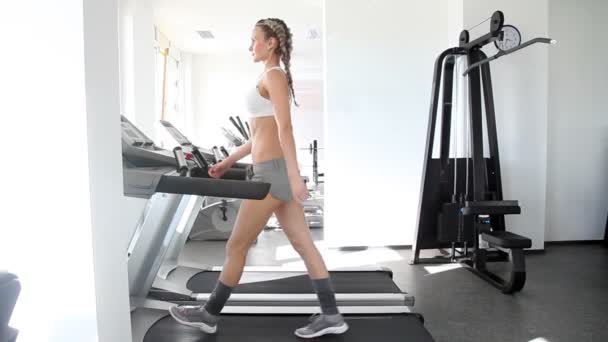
[169, 18, 348, 339]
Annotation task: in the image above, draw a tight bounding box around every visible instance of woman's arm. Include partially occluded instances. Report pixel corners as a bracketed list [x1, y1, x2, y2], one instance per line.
[223, 140, 252, 166]
[264, 71, 301, 184]
[208, 140, 251, 179]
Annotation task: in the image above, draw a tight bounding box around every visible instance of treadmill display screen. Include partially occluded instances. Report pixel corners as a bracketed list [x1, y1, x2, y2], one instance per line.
[124, 127, 140, 139]
[121, 116, 155, 147]
[168, 127, 191, 145]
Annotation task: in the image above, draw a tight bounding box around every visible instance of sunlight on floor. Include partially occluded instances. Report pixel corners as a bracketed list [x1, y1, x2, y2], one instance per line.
[423, 263, 464, 275]
[279, 245, 404, 269]
[529, 338, 551, 342]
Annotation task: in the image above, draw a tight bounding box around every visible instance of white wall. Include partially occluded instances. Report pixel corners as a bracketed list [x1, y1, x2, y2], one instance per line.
[83, 0, 133, 340]
[120, 0, 157, 139]
[190, 53, 259, 147]
[0, 0, 124, 340]
[119, 0, 135, 122]
[118, 0, 155, 259]
[546, 0, 608, 241]
[324, 0, 450, 246]
[462, 0, 549, 250]
[447, 0, 464, 46]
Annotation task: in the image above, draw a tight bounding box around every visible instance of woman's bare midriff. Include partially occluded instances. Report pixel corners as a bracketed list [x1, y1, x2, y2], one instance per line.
[250, 116, 284, 163]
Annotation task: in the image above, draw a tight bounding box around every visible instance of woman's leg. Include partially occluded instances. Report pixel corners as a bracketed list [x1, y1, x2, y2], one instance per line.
[219, 194, 282, 286]
[274, 200, 348, 338]
[203, 194, 281, 315]
[273, 200, 329, 279]
[170, 194, 281, 332]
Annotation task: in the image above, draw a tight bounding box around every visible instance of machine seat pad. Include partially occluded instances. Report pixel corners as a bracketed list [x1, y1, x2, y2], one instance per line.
[482, 231, 531, 249]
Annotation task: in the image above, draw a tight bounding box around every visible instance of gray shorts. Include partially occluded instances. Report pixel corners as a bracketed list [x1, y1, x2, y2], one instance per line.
[247, 158, 293, 202]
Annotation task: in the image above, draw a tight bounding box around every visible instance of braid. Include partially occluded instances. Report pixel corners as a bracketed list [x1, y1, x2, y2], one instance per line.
[257, 18, 299, 107]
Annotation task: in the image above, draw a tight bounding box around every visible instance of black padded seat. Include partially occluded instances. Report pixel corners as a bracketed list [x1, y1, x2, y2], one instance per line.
[482, 231, 531, 249]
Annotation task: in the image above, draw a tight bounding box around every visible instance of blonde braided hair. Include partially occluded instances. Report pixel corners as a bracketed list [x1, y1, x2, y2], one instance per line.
[256, 18, 299, 106]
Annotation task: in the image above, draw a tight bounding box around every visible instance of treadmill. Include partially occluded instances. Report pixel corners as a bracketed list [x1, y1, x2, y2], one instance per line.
[161, 119, 324, 231]
[122, 117, 435, 341]
[159, 119, 249, 169]
[152, 120, 414, 308]
[159, 120, 244, 241]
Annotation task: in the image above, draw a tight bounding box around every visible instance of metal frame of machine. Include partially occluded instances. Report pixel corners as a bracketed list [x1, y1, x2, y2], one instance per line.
[411, 11, 555, 294]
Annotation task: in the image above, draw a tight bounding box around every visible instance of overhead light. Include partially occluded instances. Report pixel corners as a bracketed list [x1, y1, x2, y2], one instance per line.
[306, 28, 320, 40]
[197, 30, 215, 39]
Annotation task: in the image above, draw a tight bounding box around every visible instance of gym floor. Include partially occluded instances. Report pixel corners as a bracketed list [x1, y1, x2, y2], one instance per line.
[180, 228, 608, 342]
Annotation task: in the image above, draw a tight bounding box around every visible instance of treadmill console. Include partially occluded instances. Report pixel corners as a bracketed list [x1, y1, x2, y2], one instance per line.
[121, 116, 155, 149]
[159, 120, 217, 166]
[121, 115, 179, 168]
[160, 120, 193, 147]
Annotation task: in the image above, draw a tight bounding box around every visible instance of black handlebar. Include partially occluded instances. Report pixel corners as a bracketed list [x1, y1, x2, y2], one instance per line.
[245, 122, 252, 138]
[236, 116, 249, 140]
[191, 147, 210, 170]
[190, 146, 246, 180]
[157, 175, 270, 200]
[220, 146, 230, 158]
[230, 116, 247, 140]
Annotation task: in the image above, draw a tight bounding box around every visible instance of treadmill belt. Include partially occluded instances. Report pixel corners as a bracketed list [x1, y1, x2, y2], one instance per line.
[145, 314, 435, 342]
[187, 271, 400, 294]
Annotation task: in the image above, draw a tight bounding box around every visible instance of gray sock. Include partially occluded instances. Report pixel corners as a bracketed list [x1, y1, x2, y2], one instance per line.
[311, 277, 339, 315]
[203, 281, 233, 315]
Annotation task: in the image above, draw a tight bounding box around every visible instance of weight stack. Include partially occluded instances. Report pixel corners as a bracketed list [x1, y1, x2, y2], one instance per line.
[438, 203, 475, 244]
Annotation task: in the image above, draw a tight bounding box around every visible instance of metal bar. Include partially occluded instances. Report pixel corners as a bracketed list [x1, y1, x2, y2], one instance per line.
[466, 50, 487, 202]
[193, 293, 414, 307]
[439, 56, 456, 172]
[412, 48, 460, 264]
[132, 298, 412, 314]
[229, 116, 247, 140]
[479, 51, 507, 231]
[219, 306, 412, 315]
[245, 122, 252, 138]
[207, 265, 392, 273]
[410, 49, 454, 264]
[236, 116, 249, 140]
[463, 37, 556, 76]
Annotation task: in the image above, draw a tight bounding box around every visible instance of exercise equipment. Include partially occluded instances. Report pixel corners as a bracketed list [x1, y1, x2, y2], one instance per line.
[164, 120, 324, 230]
[0, 271, 20, 342]
[412, 11, 555, 294]
[221, 127, 245, 148]
[132, 117, 414, 305]
[230, 115, 249, 141]
[220, 115, 251, 153]
[267, 139, 325, 229]
[160, 120, 244, 241]
[298, 140, 324, 187]
[305, 140, 324, 188]
[122, 117, 434, 341]
[302, 140, 324, 228]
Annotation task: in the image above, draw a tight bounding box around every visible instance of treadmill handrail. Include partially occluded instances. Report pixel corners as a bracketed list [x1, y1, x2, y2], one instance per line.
[156, 174, 270, 200]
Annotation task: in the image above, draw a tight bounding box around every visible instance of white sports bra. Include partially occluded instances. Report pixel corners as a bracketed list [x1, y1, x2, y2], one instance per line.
[246, 66, 287, 118]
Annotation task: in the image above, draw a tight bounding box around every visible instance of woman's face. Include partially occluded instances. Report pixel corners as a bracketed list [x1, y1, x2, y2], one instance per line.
[249, 26, 273, 63]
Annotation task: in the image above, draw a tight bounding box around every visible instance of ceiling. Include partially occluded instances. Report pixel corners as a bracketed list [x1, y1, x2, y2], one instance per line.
[150, 0, 324, 58]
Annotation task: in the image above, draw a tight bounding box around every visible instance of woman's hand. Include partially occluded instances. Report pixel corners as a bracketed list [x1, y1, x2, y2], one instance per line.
[290, 176, 310, 203]
[208, 159, 233, 179]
